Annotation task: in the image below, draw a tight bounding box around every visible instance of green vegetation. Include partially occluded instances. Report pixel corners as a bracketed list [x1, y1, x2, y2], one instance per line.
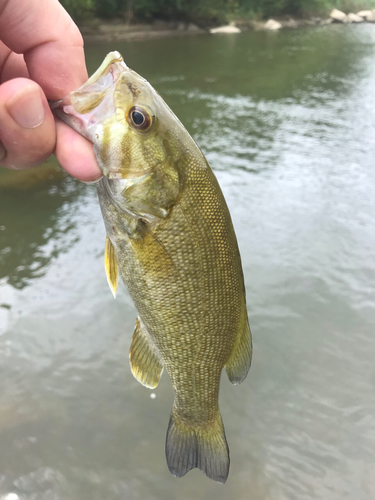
[235, 0, 375, 18]
[60, 0, 94, 22]
[59, 0, 375, 24]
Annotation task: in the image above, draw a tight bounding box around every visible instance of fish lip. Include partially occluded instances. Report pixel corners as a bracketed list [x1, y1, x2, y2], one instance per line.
[50, 51, 126, 109]
[49, 51, 128, 138]
[49, 99, 63, 111]
[50, 98, 92, 141]
[49, 51, 135, 181]
[82, 51, 127, 89]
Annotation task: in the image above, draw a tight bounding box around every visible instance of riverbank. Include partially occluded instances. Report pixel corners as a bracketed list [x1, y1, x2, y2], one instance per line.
[80, 20, 205, 43]
[79, 9, 375, 42]
[79, 17, 321, 42]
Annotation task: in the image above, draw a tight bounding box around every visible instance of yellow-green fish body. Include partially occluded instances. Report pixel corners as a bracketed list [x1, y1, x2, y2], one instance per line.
[52, 52, 252, 483]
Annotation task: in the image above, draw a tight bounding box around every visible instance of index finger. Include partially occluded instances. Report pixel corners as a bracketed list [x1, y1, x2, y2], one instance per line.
[0, 0, 87, 99]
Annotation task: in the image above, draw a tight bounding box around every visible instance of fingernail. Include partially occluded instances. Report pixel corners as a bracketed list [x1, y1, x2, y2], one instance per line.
[82, 175, 103, 184]
[0, 141, 6, 161]
[7, 86, 45, 129]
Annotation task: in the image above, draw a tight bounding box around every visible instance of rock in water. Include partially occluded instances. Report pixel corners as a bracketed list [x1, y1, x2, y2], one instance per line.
[186, 23, 201, 32]
[264, 19, 282, 30]
[357, 10, 373, 19]
[320, 18, 334, 25]
[210, 25, 241, 34]
[330, 9, 347, 22]
[346, 13, 364, 23]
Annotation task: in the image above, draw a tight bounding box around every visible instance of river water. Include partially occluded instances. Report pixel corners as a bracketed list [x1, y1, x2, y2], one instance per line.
[0, 24, 375, 500]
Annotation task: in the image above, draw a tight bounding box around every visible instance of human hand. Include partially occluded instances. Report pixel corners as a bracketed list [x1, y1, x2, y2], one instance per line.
[0, 0, 102, 181]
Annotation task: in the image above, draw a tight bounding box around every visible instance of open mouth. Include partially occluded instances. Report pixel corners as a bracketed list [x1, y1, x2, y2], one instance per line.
[50, 51, 128, 141]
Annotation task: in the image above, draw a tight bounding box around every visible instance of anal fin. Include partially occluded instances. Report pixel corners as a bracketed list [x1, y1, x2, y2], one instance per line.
[129, 317, 163, 389]
[225, 314, 252, 385]
[104, 236, 119, 298]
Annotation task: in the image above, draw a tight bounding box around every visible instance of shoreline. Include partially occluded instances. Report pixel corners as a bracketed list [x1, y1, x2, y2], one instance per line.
[79, 10, 371, 43]
[79, 17, 322, 43]
[80, 21, 207, 43]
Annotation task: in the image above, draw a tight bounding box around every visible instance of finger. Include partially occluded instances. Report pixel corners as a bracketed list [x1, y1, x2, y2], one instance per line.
[55, 120, 102, 182]
[0, 41, 28, 82]
[0, 78, 55, 169]
[0, 0, 87, 99]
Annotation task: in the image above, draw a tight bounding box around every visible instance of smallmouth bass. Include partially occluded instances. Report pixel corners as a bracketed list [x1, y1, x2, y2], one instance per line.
[52, 52, 252, 483]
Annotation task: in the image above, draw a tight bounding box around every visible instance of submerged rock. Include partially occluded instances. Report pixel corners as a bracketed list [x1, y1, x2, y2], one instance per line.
[321, 18, 334, 25]
[210, 24, 241, 34]
[264, 19, 282, 30]
[330, 9, 347, 22]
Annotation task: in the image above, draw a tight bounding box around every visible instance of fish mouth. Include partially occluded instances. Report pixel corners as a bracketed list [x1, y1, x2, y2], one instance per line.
[50, 51, 127, 140]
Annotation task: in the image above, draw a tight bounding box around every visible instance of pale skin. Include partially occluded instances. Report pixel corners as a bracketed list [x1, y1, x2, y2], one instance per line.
[0, 0, 101, 181]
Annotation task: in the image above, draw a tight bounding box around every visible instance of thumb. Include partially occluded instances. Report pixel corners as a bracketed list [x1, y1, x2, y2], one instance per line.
[0, 78, 55, 169]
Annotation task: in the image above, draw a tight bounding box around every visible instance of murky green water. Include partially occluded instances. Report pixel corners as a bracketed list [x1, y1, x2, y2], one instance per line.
[1, 24, 375, 499]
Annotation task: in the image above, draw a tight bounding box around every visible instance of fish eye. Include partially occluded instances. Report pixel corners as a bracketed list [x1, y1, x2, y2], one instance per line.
[128, 106, 153, 131]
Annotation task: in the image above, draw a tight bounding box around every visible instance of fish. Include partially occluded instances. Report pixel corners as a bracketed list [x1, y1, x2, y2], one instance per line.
[51, 51, 252, 484]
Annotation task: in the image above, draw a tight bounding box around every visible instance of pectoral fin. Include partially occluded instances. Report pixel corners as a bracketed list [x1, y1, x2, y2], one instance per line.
[104, 236, 118, 299]
[225, 315, 252, 385]
[129, 317, 163, 389]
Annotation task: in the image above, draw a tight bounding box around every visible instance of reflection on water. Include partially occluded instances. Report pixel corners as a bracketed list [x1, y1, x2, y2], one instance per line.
[0, 163, 86, 290]
[1, 24, 375, 500]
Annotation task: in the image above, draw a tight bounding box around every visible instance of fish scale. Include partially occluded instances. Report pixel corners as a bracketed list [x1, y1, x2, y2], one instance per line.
[52, 51, 252, 484]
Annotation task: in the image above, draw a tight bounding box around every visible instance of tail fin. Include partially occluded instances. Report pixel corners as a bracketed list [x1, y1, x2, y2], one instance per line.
[165, 408, 229, 484]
